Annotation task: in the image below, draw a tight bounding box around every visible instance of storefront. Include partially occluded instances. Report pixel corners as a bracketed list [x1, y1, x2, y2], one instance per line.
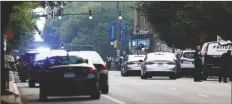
[130, 30, 155, 54]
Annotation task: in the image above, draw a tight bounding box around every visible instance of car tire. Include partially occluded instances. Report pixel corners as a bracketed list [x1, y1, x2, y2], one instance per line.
[169, 73, 176, 80]
[101, 84, 109, 94]
[121, 70, 127, 77]
[147, 76, 152, 78]
[29, 80, 35, 88]
[20, 77, 27, 82]
[39, 85, 47, 101]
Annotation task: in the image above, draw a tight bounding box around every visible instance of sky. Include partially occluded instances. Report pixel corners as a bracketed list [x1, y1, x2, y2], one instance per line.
[33, 7, 46, 42]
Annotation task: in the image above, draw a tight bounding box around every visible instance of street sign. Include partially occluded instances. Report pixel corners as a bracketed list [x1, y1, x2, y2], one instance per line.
[32, 13, 41, 19]
[120, 22, 126, 41]
[132, 39, 150, 47]
[109, 23, 116, 42]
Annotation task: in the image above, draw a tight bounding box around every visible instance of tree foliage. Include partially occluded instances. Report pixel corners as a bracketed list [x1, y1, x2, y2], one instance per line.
[9, 2, 39, 50]
[43, 2, 134, 58]
[138, 1, 232, 49]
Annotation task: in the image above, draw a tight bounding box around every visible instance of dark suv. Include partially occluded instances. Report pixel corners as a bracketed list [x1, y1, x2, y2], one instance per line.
[18, 51, 37, 82]
[28, 50, 51, 87]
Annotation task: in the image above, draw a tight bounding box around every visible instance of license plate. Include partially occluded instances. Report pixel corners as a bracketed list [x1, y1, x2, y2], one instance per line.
[183, 61, 190, 64]
[64, 72, 76, 78]
[158, 63, 163, 66]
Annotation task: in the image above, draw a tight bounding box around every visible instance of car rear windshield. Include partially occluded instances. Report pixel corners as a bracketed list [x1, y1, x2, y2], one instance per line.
[148, 54, 174, 61]
[46, 56, 88, 67]
[183, 52, 194, 59]
[128, 55, 145, 61]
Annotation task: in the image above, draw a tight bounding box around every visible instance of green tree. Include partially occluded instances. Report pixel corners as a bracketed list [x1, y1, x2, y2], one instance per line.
[138, 1, 232, 49]
[43, 2, 134, 57]
[9, 2, 39, 50]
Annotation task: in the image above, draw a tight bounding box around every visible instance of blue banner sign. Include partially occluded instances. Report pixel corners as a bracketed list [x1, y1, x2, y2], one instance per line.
[132, 39, 150, 47]
[120, 22, 126, 41]
[109, 23, 116, 42]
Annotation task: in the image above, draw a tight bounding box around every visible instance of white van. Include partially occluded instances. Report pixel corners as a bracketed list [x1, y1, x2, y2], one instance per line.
[201, 41, 232, 80]
[178, 50, 195, 76]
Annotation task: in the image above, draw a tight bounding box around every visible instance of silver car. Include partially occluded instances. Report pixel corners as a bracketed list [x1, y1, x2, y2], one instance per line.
[121, 55, 145, 76]
[140, 52, 179, 79]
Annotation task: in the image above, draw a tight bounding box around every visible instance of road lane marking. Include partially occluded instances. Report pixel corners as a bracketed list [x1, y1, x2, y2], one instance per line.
[198, 94, 209, 97]
[102, 95, 126, 104]
[168, 87, 176, 90]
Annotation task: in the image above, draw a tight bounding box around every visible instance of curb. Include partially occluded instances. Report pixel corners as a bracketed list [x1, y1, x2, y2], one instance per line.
[1, 71, 22, 104]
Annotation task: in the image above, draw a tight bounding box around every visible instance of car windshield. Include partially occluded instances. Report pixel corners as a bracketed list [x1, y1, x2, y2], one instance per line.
[183, 52, 194, 59]
[128, 55, 145, 61]
[47, 56, 88, 67]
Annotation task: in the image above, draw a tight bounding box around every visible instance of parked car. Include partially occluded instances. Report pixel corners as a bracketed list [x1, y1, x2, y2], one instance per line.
[140, 52, 181, 79]
[68, 51, 109, 94]
[28, 51, 50, 87]
[178, 50, 195, 77]
[120, 55, 145, 76]
[18, 50, 37, 82]
[39, 52, 100, 101]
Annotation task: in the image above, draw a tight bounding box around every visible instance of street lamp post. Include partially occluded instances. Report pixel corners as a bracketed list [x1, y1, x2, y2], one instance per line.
[136, 26, 139, 55]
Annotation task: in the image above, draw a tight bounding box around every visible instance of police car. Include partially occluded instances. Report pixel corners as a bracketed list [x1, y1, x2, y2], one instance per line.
[201, 41, 232, 80]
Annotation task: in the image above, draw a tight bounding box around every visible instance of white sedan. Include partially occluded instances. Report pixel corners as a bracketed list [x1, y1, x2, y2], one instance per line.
[140, 52, 180, 79]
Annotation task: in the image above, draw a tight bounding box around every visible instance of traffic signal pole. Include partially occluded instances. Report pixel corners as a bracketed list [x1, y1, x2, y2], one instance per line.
[116, 1, 120, 59]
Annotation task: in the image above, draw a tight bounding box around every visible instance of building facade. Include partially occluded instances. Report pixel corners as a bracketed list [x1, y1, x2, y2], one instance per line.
[132, 7, 171, 54]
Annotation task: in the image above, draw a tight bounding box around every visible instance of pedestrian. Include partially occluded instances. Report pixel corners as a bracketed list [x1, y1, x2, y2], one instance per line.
[219, 50, 231, 83]
[106, 57, 111, 70]
[193, 45, 203, 82]
[119, 56, 124, 70]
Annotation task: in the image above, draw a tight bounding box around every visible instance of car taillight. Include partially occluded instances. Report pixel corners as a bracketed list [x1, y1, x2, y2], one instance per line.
[127, 62, 135, 65]
[20, 61, 25, 65]
[101, 64, 107, 70]
[205, 48, 208, 56]
[145, 62, 154, 65]
[44, 69, 50, 72]
[167, 62, 176, 65]
[88, 68, 97, 73]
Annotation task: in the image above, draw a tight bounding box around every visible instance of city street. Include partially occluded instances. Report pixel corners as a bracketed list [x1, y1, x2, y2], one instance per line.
[16, 71, 231, 104]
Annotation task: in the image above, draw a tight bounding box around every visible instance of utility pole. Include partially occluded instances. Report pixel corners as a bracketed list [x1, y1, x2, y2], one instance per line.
[116, 1, 120, 60]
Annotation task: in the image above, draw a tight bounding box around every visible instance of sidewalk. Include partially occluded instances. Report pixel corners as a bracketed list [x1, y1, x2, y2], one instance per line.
[1, 71, 22, 104]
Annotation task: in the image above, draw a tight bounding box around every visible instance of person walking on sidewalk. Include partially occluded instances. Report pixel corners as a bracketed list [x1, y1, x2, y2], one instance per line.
[219, 50, 231, 83]
[193, 45, 203, 82]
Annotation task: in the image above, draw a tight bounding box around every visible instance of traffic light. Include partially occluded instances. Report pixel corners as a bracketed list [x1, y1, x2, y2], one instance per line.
[118, 10, 122, 20]
[58, 8, 63, 19]
[89, 10, 92, 19]
[114, 40, 118, 48]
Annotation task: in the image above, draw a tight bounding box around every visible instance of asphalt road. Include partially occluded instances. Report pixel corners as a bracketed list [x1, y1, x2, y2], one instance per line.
[15, 71, 231, 104]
